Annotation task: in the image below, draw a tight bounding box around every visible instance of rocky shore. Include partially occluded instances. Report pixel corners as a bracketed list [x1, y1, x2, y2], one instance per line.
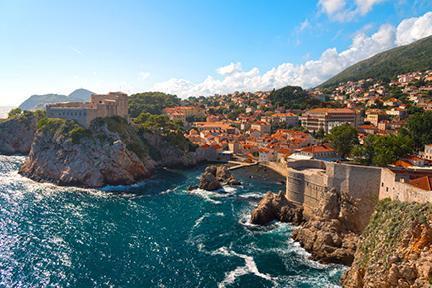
[251, 189, 432, 286]
[250, 192, 303, 225]
[250, 188, 359, 265]
[20, 116, 204, 188]
[197, 165, 240, 191]
[342, 199, 432, 288]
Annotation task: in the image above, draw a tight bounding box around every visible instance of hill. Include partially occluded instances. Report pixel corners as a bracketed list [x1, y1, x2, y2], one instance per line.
[19, 88, 93, 111]
[319, 35, 432, 88]
[269, 85, 321, 109]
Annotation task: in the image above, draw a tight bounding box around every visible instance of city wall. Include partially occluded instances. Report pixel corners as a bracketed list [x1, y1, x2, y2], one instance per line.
[379, 168, 432, 203]
[282, 159, 432, 232]
[285, 160, 382, 232]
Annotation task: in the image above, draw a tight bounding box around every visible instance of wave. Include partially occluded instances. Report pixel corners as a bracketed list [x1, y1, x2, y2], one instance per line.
[238, 192, 263, 201]
[213, 247, 274, 288]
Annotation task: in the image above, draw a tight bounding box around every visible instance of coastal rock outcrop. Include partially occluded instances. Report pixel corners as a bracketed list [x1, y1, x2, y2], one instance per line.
[0, 110, 41, 155]
[292, 188, 360, 265]
[292, 218, 358, 265]
[198, 165, 240, 191]
[250, 192, 303, 225]
[20, 117, 156, 187]
[342, 199, 432, 287]
[20, 116, 201, 188]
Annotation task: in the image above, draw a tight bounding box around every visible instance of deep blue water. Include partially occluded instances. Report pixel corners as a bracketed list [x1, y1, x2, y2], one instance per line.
[0, 155, 344, 287]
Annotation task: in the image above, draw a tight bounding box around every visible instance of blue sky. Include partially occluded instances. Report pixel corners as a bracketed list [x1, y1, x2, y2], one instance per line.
[1, 0, 432, 106]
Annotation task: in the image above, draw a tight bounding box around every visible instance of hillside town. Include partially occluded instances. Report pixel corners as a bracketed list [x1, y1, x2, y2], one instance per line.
[154, 70, 432, 192]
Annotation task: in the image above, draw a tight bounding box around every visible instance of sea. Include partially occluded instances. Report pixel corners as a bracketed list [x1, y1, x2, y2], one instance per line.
[0, 155, 345, 287]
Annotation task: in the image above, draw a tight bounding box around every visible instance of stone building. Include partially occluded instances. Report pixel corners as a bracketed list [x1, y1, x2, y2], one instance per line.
[46, 92, 128, 128]
[299, 108, 359, 133]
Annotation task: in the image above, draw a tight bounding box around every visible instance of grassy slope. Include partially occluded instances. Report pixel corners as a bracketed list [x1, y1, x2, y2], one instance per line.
[319, 35, 432, 88]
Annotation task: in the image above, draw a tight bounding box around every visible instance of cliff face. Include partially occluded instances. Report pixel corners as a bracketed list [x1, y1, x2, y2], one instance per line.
[0, 111, 40, 155]
[343, 199, 432, 287]
[292, 188, 360, 265]
[19, 117, 202, 188]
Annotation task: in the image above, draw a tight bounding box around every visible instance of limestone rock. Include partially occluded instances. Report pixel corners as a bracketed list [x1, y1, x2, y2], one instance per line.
[250, 192, 303, 225]
[19, 117, 202, 188]
[0, 112, 39, 155]
[198, 165, 240, 191]
[342, 200, 432, 287]
[292, 218, 358, 265]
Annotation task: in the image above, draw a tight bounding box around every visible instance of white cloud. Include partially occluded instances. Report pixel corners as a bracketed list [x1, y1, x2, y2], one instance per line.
[318, 0, 384, 22]
[355, 0, 384, 15]
[216, 62, 242, 75]
[153, 11, 432, 98]
[396, 11, 432, 45]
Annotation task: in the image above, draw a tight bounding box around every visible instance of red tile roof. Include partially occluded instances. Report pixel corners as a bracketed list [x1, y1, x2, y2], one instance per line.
[408, 176, 432, 191]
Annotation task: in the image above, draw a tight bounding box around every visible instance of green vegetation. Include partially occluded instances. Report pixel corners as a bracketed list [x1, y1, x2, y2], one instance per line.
[358, 199, 432, 269]
[351, 133, 413, 166]
[320, 35, 432, 88]
[38, 117, 92, 144]
[8, 108, 23, 118]
[269, 86, 321, 109]
[132, 112, 196, 152]
[326, 124, 358, 158]
[403, 111, 432, 150]
[128, 92, 181, 117]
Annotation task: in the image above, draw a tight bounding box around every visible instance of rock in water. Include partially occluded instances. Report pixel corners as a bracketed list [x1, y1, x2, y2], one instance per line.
[198, 165, 240, 191]
[250, 192, 303, 225]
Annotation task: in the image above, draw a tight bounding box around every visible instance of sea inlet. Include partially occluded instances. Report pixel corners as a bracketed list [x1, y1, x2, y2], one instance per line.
[0, 155, 344, 287]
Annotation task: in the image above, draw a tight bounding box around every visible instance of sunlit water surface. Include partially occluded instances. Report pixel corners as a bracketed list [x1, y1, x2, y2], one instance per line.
[0, 155, 344, 287]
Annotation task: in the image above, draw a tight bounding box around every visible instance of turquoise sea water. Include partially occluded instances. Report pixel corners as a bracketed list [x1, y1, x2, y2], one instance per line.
[0, 155, 344, 287]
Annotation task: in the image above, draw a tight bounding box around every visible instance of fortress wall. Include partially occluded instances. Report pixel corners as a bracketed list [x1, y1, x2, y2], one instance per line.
[285, 160, 382, 233]
[326, 163, 382, 232]
[46, 108, 91, 128]
[380, 168, 432, 204]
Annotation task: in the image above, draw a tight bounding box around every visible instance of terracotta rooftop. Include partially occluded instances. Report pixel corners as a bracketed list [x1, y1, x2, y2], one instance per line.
[300, 144, 335, 153]
[408, 176, 432, 191]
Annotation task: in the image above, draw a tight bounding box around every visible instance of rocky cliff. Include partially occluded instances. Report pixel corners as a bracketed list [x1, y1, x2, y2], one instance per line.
[0, 110, 42, 155]
[19, 116, 203, 188]
[342, 199, 432, 287]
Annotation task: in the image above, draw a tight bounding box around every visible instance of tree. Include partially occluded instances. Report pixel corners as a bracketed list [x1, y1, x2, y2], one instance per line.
[314, 128, 325, 139]
[404, 111, 432, 149]
[326, 124, 358, 158]
[352, 134, 413, 166]
[406, 106, 424, 115]
[128, 92, 180, 117]
[269, 86, 321, 110]
[8, 108, 22, 118]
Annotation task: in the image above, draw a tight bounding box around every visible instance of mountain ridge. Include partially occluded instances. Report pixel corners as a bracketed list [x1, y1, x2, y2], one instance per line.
[318, 35, 432, 88]
[19, 88, 94, 111]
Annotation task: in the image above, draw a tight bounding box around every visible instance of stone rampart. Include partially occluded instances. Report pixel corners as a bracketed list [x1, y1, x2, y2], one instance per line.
[285, 160, 382, 232]
[379, 168, 432, 204]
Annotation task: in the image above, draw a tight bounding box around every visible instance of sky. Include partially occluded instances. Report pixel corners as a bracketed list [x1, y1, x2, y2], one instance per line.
[1, 0, 432, 106]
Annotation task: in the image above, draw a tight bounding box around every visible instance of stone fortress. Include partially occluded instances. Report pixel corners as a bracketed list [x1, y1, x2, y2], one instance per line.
[281, 159, 432, 232]
[46, 92, 128, 128]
